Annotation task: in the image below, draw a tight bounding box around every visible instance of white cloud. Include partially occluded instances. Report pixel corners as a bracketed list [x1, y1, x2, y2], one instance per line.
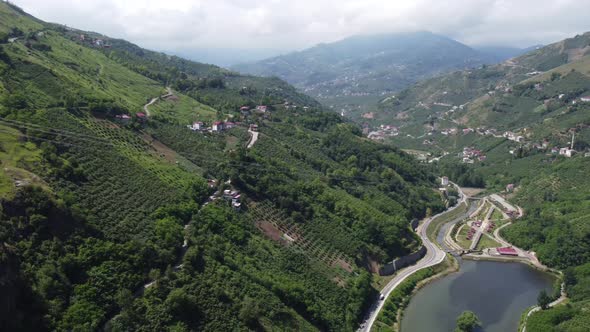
[10, 0, 590, 53]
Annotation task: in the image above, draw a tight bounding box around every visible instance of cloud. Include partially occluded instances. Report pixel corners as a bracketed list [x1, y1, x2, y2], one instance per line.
[10, 0, 590, 53]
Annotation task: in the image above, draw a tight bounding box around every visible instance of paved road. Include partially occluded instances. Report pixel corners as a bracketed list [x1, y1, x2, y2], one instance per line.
[360, 182, 466, 331]
[247, 129, 259, 149]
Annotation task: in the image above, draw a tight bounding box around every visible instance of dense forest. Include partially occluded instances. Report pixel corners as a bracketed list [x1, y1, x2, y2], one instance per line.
[0, 2, 443, 331]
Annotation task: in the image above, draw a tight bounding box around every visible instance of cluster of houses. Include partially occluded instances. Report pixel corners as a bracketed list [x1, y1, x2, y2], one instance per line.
[204, 180, 242, 211]
[185, 104, 273, 134]
[223, 189, 242, 211]
[75, 33, 111, 48]
[503, 131, 525, 143]
[367, 125, 399, 141]
[461, 147, 486, 163]
[240, 105, 269, 116]
[187, 120, 236, 133]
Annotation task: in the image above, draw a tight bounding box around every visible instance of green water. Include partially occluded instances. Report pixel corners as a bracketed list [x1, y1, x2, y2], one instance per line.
[401, 260, 555, 332]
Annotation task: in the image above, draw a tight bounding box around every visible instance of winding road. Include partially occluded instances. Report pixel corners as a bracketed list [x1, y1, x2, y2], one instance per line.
[360, 182, 467, 331]
[143, 87, 173, 116]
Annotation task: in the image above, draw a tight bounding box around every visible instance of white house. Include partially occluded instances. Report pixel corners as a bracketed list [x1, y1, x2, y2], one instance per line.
[212, 121, 225, 132]
[441, 176, 449, 186]
[190, 121, 203, 131]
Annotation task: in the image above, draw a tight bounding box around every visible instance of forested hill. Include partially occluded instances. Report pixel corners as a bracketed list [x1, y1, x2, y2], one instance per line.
[373, 31, 590, 129]
[232, 31, 495, 116]
[0, 2, 443, 331]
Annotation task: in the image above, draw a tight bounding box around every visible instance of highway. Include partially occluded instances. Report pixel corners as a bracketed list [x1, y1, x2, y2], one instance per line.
[360, 182, 466, 331]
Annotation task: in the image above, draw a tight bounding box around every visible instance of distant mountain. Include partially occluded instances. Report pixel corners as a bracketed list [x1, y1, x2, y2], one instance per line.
[473, 44, 543, 62]
[170, 47, 288, 67]
[374, 31, 590, 131]
[232, 31, 497, 113]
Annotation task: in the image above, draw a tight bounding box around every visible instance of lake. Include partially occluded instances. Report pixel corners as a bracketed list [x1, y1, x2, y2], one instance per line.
[401, 260, 555, 332]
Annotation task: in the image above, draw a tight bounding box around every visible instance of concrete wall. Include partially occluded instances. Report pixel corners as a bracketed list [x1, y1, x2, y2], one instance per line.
[379, 246, 427, 276]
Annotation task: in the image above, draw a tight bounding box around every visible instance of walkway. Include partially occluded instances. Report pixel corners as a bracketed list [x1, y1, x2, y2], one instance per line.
[143, 87, 173, 117]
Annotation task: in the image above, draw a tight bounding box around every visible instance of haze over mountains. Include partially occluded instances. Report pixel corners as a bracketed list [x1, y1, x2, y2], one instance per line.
[232, 31, 538, 114]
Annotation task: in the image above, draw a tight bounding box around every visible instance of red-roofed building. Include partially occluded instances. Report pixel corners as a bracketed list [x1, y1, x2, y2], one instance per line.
[256, 105, 268, 113]
[497, 247, 518, 256]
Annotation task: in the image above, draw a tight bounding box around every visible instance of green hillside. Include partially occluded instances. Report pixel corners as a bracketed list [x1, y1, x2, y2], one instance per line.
[0, 2, 443, 331]
[374, 32, 590, 129]
[383, 33, 590, 331]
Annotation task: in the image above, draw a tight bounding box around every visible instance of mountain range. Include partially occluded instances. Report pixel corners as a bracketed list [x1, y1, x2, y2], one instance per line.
[232, 31, 535, 115]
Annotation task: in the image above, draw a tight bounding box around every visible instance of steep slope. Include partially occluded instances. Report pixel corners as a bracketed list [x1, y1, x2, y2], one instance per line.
[0, 3, 443, 331]
[379, 32, 590, 332]
[233, 31, 494, 115]
[375, 32, 590, 130]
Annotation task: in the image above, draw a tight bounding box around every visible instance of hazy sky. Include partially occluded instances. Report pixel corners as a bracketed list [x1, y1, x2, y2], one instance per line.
[11, 0, 590, 53]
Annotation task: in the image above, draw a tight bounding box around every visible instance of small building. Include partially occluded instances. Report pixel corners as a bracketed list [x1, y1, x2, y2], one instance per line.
[249, 124, 258, 132]
[189, 121, 204, 131]
[497, 247, 518, 256]
[225, 122, 236, 129]
[506, 183, 515, 192]
[115, 114, 131, 123]
[559, 148, 575, 157]
[240, 106, 250, 111]
[441, 176, 449, 186]
[255, 105, 268, 113]
[212, 121, 225, 132]
[135, 112, 147, 121]
[580, 96, 590, 102]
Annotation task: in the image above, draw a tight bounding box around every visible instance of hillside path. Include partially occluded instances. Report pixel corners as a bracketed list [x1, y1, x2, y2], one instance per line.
[247, 129, 259, 149]
[143, 87, 173, 116]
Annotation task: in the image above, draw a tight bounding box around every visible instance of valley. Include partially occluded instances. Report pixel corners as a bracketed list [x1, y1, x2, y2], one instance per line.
[1, 1, 589, 332]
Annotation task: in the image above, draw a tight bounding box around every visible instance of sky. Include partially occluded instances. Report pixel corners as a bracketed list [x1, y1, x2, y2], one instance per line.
[10, 0, 590, 65]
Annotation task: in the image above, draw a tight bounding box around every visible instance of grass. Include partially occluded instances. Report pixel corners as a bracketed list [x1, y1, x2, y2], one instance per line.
[456, 225, 474, 250]
[0, 124, 45, 199]
[149, 93, 218, 124]
[476, 234, 502, 250]
[491, 208, 505, 220]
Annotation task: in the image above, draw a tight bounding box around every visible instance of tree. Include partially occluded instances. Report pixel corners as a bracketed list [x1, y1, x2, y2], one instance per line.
[455, 311, 481, 332]
[538, 289, 552, 309]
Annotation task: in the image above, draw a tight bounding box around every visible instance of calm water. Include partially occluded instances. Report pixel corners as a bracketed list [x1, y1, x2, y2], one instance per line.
[401, 260, 555, 332]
